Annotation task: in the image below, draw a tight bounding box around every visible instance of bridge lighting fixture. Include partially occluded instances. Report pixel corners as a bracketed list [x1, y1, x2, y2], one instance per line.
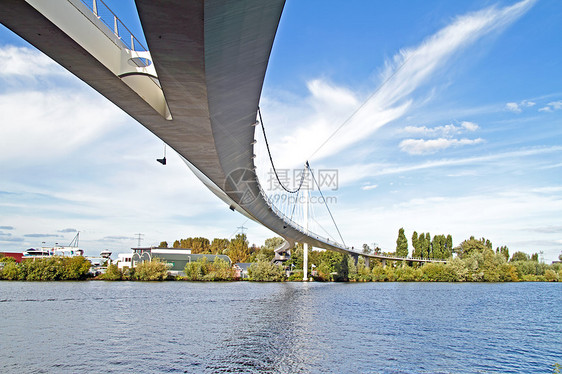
[252, 120, 259, 127]
[251, 139, 257, 145]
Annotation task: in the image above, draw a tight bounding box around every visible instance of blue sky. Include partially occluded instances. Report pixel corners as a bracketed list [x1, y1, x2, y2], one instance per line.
[0, 0, 561, 261]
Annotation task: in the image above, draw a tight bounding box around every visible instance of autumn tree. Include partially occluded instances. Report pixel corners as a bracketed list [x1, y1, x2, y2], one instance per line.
[210, 238, 230, 255]
[227, 233, 250, 263]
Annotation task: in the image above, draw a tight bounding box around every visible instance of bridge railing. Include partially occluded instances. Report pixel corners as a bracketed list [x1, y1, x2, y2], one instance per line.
[255, 178, 449, 262]
[81, 0, 148, 53]
[256, 180, 351, 250]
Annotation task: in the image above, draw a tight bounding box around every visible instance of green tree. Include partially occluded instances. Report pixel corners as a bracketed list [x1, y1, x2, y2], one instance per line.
[446, 235, 453, 258]
[396, 228, 408, 257]
[347, 256, 358, 281]
[334, 254, 349, 281]
[510, 251, 530, 262]
[362, 243, 372, 255]
[356, 256, 372, 281]
[264, 237, 285, 251]
[412, 231, 420, 258]
[424, 233, 432, 258]
[432, 235, 445, 259]
[496, 246, 509, 261]
[159, 241, 169, 248]
[531, 253, 539, 262]
[456, 236, 490, 259]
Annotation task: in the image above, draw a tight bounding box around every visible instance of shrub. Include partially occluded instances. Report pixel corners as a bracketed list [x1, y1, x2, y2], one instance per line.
[544, 269, 559, 282]
[248, 255, 285, 281]
[395, 266, 420, 282]
[102, 264, 124, 281]
[133, 259, 169, 281]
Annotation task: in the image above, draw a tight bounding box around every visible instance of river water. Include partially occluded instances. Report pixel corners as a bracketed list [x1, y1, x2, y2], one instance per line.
[0, 281, 560, 373]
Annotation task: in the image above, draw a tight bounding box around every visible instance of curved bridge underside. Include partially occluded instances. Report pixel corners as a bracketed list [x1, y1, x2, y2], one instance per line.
[0, 0, 446, 263]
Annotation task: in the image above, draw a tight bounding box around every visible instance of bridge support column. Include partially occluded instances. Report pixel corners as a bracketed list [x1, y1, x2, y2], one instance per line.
[303, 184, 309, 281]
[364, 256, 370, 269]
[350, 253, 359, 266]
[382, 259, 386, 268]
[303, 242, 309, 281]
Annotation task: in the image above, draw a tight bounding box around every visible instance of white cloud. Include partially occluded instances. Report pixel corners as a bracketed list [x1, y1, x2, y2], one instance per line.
[333, 146, 562, 185]
[460, 121, 479, 131]
[361, 184, 378, 191]
[0, 45, 253, 254]
[0, 90, 127, 163]
[506, 99, 538, 113]
[260, 0, 535, 168]
[505, 102, 522, 113]
[0, 45, 65, 77]
[539, 100, 562, 112]
[402, 121, 478, 137]
[399, 137, 484, 155]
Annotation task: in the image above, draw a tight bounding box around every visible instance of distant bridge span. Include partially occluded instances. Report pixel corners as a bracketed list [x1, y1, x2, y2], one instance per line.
[0, 0, 447, 264]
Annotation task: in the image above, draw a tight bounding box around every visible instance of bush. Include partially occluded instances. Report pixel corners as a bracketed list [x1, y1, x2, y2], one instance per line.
[102, 264, 124, 281]
[0, 256, 91, 281]
[133, 259, 169, 281]
[1, 261, 20, 280]
[248, 255, 285, 281]
[183, 257, 236, 281]
[184, 258, 208, 281]
[420, 263, 457, 282]
[289, 270, 304, 281]
[395, 266, 420, 282]
[371, 265, 394, 282]
[544, 269, 559, 282]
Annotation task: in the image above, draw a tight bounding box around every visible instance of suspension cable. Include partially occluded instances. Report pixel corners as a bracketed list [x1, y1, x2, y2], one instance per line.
[258, 107, 307, 194]
[289, 188, 300, 222]
[258, 107, 347, 248]
[307, 163, 347, 248]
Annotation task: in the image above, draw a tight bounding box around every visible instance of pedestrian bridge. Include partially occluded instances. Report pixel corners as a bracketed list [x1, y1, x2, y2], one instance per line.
[0, 0, 447, 266]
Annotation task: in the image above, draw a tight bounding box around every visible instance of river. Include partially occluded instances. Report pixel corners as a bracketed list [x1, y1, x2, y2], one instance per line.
[0, 281, 560, 373]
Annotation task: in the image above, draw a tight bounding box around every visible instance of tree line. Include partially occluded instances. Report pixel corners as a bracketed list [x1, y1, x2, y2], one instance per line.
[0, 256, 91, 281]
[159, 234, 284, 264]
